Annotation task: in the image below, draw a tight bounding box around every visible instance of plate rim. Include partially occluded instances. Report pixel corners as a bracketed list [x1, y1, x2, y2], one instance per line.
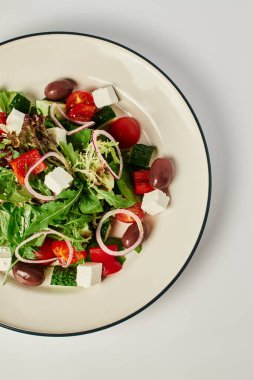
[0, 31, 212, 337]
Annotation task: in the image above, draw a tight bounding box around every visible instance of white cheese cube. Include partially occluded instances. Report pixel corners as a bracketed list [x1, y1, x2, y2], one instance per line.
[48, 127, 67, 144]
[92, 86, 118, 108]
[76, 263, 102, 287]
[141, 189, 170, 216]
[6, 108, 26, 135]
[0, 248, 12, 272]
[44, 167, 73, 195]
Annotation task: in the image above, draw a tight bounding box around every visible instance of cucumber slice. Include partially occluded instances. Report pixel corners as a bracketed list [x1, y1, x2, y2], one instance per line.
[9, 93, 30, 114]
[36, 100, 65, 120]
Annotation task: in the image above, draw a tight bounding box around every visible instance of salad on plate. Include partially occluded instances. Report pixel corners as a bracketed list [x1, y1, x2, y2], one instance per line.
[0, 79, 173, 288]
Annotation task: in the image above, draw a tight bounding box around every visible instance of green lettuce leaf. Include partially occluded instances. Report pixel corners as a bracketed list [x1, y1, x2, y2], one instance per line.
[95, 188, 135, 208]
[79, 189, 103, 214]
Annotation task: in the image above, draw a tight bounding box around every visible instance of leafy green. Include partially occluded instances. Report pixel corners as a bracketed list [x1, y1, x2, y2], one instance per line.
[0, 91, 9, 113]
[79, 189, 103, 214]
[112, 165, 139, 202]
[68, 128, 92, 150]
[0, 168, 31, 203]
[0, 205, 11, 245]
[95, 188, 135, 208]
[7, 114, 59, 155]
[7, 204, 39, 253]
[60, 142, 79, 166]
[24, 186, 83, 236]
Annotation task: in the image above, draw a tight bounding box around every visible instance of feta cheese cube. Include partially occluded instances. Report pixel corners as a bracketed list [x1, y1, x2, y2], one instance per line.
[0, 248, 12, 272]
[141, 189, 170, 216]
[48, 127, 67, 144]
[76, 263, 102, 287]
[6, 108, 26, 135]
[92, 86, 118, 108]
[44, 167, 73, 195]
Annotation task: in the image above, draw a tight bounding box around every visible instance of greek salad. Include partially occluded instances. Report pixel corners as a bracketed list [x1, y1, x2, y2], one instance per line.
[0, 79, 173, 288]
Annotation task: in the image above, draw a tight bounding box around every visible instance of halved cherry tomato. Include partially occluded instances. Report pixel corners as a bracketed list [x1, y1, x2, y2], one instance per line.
[108, 117, 140, 149]
[0, 112, 7, 125]
[116, 202, 145, 223]
[89, 244, 122, 276]
[9, 149, 47, 185]
[34, 238, 57, 265]
[68, 103, 96, 122]
[52, 241, 87, 265]
[66, 90, 94, 112]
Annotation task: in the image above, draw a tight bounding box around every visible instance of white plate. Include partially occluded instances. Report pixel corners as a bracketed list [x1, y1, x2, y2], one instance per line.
[0, 33, 211, 336]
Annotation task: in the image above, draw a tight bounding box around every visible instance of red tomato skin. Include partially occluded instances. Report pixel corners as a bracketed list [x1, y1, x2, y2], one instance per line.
[108, 117, 141, 149]
[89, 245, 122, 276]
[52, 241, 87, 265]
[66, 91, 94, 112]
[68, 103, 96, 122]
[116, 202, 145, 223]
[9, 149, 46, 185]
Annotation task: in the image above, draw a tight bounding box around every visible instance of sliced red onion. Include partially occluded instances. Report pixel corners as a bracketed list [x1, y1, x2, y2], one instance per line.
[14, 229, 74, 268]
[96, 209, 144, 256]
[50, 103, 95, 131]
[24, 151, 70, 202]
[92, 130, 123, 180]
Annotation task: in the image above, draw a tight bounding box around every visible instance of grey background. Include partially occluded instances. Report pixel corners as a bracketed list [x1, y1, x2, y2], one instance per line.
[0, 1, 252, 379]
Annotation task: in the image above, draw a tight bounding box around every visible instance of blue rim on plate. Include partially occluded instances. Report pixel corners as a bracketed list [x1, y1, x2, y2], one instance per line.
[0, 32, 212, 337]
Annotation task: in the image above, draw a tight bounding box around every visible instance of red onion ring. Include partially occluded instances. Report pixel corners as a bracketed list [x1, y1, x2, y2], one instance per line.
[96, 209, 144, 256]
[50, 103, 95, 131]
[24, 152, 70, 202]
[92, 130, 123, 180]
[14, 229, 74, 268]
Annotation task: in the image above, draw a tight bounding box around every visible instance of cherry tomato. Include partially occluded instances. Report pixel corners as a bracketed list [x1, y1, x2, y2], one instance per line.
[116, 202, 145, 223]
[68, 103, 96, 122]
[0, 112, 7, 124]
[52, 241, 87, 265]
[108, 117, 140, 149]
[66, 90, 94, 111]
[34, 238, 56, 265]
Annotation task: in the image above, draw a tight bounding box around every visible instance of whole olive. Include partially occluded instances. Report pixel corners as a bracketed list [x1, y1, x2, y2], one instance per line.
[122, 222, 148, 249]
[44, 79, 74, 100]
[149, 158, 173, 189]
[13, 262, 45, 286]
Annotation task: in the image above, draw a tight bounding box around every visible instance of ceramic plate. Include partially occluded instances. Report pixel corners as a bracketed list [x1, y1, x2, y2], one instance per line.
[0, 32, 211, 336]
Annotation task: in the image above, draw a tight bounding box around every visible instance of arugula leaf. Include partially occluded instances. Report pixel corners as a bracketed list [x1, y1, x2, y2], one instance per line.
[0, 168, 31, 203]
[95, 188, 135, 208]
[25, 186, 83, 236]
[54, 208, 94, 250]
[79, 189, 103, 214]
